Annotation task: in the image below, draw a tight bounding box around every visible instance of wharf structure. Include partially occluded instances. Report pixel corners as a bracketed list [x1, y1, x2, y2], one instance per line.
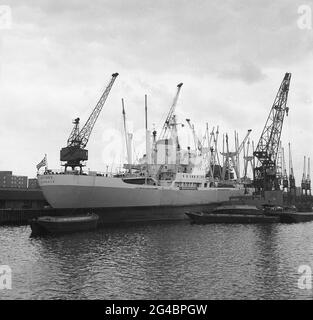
[0, 171, 47, 210]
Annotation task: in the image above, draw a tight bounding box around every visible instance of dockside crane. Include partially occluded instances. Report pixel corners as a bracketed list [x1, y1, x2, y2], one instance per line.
[282, 147, 289, 192]
[307, 157, 311, 196]
[159, 83, 183, 140]
[159, 83, 184, 164]
[185, 119, 203, 154]
[288, 142, 296, 196]
[60, 73, 119, 172]
[253, 73, 291, 194]
[301, 156, 307, 195]
[301, 156, 312, 196]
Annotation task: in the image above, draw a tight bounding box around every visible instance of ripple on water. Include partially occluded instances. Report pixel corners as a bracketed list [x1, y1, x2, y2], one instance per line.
[1, 221, 313, 299]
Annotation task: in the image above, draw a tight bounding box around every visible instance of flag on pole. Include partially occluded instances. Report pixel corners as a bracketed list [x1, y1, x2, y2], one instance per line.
[36, 154, 47, 171]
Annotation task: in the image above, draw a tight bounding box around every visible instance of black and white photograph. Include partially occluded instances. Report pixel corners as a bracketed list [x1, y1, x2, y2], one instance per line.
[1, 0, 313, 305]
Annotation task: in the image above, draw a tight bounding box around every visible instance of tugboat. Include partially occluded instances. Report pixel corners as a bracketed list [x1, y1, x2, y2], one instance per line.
[30, 213, 99, 236]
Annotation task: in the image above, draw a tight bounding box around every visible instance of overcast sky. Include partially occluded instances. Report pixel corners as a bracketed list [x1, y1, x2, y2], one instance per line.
[0, 0, 313, 183]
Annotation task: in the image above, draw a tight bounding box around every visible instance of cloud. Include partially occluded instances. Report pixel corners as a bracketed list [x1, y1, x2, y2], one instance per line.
[0, 0, 312, 182]
[6, 0, 312, 75]
[218, 61, 266, 84]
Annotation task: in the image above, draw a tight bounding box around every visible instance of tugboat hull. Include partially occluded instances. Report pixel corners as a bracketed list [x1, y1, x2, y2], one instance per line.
[185, 211, 279, 224]
[185, 204, 280, 224]
[30, 214, 99, 236]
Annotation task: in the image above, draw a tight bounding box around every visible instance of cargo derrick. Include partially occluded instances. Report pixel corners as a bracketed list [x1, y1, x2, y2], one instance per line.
[185, 118, 203, 155]
[253, 73, 291, 195]
[220, 129, 252, 182]
[60, 73, 119, 172]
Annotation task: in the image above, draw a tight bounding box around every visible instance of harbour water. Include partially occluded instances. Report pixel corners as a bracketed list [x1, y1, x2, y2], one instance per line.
[1, 219, 313, 299]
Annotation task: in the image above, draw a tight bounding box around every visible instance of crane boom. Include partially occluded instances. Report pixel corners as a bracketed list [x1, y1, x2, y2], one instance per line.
[159, 83, 183, 139]
[69, 72, 119, 148]
[253, 73, 291, 193]
[186, 119, 202, 153]
[237, 129, 252, 155]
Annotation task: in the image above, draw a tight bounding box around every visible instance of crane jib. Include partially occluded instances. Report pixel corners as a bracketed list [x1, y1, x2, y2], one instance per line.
[76, 73, 119, 148]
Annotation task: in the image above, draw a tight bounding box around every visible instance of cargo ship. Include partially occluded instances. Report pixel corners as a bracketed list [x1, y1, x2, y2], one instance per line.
[38, 171, 247, 223]
[37, 75, 250, 224]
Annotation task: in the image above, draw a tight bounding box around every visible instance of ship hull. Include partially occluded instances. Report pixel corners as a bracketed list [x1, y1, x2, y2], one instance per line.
[38, 174, 246, 223]
[185, 211, 280, 224]
[30, 214, 99, 236]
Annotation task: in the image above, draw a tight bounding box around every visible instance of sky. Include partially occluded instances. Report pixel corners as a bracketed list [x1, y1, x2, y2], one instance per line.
[0, 0, 313, 183]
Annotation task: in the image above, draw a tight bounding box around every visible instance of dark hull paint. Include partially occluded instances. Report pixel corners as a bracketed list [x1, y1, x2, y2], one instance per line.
[30, 216, 98, 236]
[278, 212, 313, 223]
[185, 212, 280, 224]
[211, 208, 262, 215]
[0, 203, 222, 226]
[52, 203, 222, 225]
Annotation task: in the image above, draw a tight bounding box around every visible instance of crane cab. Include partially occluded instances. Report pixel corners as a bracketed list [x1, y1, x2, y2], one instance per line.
[60, 146, 88, 171]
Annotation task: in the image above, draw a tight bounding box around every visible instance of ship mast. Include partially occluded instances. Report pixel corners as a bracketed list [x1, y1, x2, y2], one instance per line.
[122, 98, 132, 173]
[145, 94, 151, 166]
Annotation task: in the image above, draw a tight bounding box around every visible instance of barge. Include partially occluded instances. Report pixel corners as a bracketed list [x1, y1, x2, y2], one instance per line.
[185, 204, 280, 224]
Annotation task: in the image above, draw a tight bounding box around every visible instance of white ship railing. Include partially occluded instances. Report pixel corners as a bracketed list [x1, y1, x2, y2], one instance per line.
[42, 169, 116, 177]
[42, 169, 147, 178]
